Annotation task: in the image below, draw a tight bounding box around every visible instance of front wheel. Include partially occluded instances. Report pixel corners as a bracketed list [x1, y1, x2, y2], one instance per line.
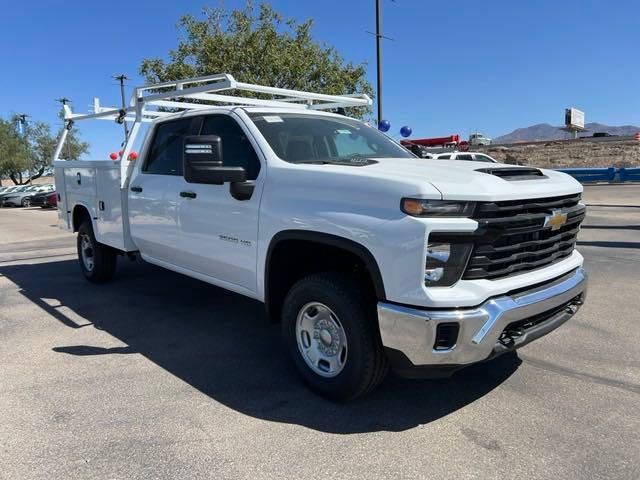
[282, 273, 388, 402]
[77, 221, 117, 283]
[21, 197, 31, 207]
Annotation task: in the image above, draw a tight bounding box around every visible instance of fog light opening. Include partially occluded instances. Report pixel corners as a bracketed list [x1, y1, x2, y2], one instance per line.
[434, 322, 460, 350]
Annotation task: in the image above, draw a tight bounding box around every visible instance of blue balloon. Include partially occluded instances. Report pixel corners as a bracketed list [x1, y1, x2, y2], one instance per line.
[400, 126, 412, 138]
[378, 119, 391, 132]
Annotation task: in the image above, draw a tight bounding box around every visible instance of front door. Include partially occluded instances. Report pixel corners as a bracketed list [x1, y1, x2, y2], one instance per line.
[128, 116, 201, 265]
[176, 113, 263, 293]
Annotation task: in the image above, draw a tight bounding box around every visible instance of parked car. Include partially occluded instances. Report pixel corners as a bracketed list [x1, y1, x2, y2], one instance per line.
[0, 185, 30, 204]
[0, 185, 22, 195]
[434, 152, 498, 162]
[30, 190, 58, 208]
[0, 185, 52, 207]
[54, 74, 587, 401]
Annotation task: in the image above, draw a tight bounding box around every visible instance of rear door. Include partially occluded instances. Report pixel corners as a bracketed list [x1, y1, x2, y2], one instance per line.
[128, 116, 201, 264]
[175, 113, 263, 292]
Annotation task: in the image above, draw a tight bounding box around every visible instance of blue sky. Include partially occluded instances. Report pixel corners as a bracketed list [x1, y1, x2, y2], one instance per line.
[1, 0, 639, 158]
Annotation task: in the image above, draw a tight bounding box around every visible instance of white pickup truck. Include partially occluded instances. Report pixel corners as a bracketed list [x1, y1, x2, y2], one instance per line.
[54, 74, 587, 401]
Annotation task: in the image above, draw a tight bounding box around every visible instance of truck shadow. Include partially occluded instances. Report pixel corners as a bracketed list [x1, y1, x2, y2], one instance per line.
[0, 258, 521, 434]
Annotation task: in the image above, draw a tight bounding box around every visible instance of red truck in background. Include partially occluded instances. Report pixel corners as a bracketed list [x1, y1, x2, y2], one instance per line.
[400, 134, 470, 157]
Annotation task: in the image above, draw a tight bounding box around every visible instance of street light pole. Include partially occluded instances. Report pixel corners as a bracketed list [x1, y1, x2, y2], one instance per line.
[16, 114, 30, 184]
[375, 0, 383, 126]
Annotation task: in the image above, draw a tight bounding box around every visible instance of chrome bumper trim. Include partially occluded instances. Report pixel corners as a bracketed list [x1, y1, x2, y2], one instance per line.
[378, 268, 587, 367]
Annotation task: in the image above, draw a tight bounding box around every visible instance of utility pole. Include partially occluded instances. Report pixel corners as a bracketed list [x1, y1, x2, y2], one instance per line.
[367, 1, 393, 126]
[113, 74, 130, 140]
[55, 98, 73, 159]
[375, 0, 383, 126]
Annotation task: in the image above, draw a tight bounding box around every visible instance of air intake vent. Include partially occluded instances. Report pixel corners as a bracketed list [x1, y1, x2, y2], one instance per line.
[476, 167, 546, 181]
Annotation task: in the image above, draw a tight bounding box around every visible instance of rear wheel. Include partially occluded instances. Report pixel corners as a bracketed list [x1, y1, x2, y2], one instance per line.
[282, 273, 388, 401]
[21, 197, 31, 207]
[77, 221, 117, 283]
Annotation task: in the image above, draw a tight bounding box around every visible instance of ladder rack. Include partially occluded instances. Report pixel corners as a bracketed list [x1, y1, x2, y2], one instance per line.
[53, 73, 372, 187]
[64, 73, 371, 124]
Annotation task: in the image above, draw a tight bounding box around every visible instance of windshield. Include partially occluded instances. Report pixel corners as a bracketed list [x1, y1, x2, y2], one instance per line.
[248, 113, 414, 164]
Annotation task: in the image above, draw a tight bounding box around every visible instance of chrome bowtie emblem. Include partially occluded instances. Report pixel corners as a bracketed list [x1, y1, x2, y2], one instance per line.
[544, 210, 568, 231]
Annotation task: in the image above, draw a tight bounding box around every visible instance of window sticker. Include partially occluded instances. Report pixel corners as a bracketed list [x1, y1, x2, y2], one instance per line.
[263, 115, 284, 123]
[335, 129, 352, 134]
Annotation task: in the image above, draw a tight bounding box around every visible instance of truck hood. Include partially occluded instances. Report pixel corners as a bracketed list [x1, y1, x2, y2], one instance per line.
[363, 158, 583, 201]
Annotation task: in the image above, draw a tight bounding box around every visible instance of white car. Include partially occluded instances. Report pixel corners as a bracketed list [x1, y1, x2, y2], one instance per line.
[53, 74, 587, 401]
[435, 152, 498, 162]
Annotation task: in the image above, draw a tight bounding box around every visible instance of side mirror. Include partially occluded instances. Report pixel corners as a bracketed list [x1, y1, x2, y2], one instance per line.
[183, 135, 247, 184]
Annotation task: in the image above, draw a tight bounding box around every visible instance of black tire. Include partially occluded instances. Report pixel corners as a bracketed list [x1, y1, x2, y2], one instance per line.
[281, 272, 388, 402]
[77, 220, 117, 283]
[21, 197, 31, 207]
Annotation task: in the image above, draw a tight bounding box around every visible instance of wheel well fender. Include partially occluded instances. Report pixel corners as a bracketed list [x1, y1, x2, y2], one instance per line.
[264, 230, 386, 322]
[71, 204, 92, 232]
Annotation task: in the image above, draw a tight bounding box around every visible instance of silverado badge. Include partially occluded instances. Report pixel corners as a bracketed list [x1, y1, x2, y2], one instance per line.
[544, 210, 568, 231]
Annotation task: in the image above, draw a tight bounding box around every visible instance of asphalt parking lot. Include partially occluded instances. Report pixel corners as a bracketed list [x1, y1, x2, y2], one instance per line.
[1, 185, 639, 480]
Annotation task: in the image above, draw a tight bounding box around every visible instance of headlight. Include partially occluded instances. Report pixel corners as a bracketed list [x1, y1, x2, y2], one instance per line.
[425, 242, 473, 286]
[401, 199, 475, 217]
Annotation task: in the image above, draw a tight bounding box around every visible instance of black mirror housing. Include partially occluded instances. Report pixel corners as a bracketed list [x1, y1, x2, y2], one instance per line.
[183, 135, 247, 184]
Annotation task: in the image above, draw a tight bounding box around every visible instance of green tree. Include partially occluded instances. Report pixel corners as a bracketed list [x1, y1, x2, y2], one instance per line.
[0, 112, 88, 185]
[139, 1, 372, 117]
[0, 118, 29, 186]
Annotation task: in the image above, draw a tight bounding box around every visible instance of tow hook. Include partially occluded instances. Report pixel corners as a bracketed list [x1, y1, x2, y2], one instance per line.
[498, 328, 524, 347]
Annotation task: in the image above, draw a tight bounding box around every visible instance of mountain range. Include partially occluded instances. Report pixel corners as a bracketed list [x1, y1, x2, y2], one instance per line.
[493, 123, 640, 144]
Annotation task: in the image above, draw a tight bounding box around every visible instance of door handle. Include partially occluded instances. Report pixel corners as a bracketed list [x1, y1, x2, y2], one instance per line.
[130, 186, 143, 193]
[180, 191, 197, 199]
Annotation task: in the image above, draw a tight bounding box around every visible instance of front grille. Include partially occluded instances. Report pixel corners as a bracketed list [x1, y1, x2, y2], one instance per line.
[463, 193, 585, 280]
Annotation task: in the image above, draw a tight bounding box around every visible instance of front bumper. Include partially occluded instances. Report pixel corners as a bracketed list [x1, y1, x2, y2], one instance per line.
[378, 268, 587, 378]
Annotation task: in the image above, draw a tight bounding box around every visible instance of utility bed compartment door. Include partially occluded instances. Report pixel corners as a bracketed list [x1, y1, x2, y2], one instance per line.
[54, 160, 136, 252]
[60, 166, 98, 230]
[95, 167, 133, 251]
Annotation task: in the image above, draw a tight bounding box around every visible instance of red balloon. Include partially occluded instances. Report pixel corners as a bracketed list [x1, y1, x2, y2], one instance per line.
[118, 150, 124, 157]
[109, 152, 118, 160]
[128, 151, 138, 161]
